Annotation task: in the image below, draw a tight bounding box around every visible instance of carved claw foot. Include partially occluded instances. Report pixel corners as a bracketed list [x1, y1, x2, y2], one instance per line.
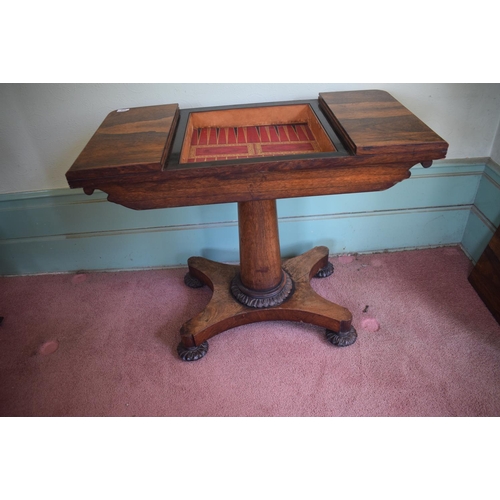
[325, 326, 357, 347]
[314, 261, 334, 278]
[177, 341, 209, 361]
[184, 272, 205, 288]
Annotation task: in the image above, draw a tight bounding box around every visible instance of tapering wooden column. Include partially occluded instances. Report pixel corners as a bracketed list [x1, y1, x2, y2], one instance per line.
[179, 203, 356, 359]
[239, 200, 282, 289]
[230, 200, 293, 308]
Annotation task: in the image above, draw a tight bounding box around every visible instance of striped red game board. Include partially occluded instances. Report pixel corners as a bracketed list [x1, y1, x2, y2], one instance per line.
[186, 123, 335, 162]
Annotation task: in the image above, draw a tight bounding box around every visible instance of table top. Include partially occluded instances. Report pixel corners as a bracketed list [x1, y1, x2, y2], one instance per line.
[65, 90, 449, 210]
[66, 104, 179, 183]
[319, 90, 448, 156]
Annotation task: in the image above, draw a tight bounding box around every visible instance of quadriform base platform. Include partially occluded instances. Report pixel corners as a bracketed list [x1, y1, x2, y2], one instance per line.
[66, 90, 448, 361]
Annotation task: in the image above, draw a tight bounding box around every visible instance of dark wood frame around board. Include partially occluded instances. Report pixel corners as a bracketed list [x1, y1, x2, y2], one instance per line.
[66, 90, 449, 361]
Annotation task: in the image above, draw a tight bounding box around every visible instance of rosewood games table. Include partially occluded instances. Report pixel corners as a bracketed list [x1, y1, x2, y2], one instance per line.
[66, 90, 448, 361]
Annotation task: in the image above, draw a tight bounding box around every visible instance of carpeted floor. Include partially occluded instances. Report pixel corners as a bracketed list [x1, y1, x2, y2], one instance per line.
[1, 246, 500, 417]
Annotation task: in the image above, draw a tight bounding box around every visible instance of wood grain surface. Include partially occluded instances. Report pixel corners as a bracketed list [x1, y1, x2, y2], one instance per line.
[65, 90, 448, 209]
[238, 200, 283, 291]
[180, 246, 352, 346]
[319, 90, 448, 157]
[63, 90, 450, 358]
[66, 104, 179, 183]
[86, 160, 415, 209]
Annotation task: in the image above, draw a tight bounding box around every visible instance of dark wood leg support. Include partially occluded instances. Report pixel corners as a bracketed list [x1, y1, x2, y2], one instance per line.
[177, 340, 209, 361]
[178, 199, 356, 360]
[314, 261, 334, 278]
[325, 326, 358, 347]
[178, 246, 355, 360]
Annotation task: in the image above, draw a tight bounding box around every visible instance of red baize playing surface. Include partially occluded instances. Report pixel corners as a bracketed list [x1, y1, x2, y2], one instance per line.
[186, 123, 335, 162]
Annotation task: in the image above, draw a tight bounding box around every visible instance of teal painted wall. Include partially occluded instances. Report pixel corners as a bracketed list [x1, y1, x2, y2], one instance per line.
[0, 159, 497, 276]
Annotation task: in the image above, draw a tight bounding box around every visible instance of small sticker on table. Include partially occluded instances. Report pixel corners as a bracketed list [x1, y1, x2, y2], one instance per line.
[117, 108, 130, 112]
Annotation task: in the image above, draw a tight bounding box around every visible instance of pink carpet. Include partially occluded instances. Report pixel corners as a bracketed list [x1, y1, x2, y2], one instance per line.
[1, 246, 500, 417]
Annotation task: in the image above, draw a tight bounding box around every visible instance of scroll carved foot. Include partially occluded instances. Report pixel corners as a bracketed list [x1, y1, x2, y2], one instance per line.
[177, 340, 209, 361]
[314, 261, 334, 278]
[325, 326, 357, 347]
[184, 272, 205, 288]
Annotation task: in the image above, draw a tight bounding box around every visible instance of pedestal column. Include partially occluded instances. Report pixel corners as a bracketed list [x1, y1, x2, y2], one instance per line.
[231, 200, 293, 308]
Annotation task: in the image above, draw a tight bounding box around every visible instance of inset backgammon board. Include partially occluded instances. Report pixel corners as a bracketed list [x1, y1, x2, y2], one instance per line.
[180, 104, 337, 163]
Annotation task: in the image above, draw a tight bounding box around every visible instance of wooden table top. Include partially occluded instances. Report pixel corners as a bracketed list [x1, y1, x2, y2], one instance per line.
[66, 104, 179, 183]
[65, 90, 449, 210]
[319, 90, 448, 156]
